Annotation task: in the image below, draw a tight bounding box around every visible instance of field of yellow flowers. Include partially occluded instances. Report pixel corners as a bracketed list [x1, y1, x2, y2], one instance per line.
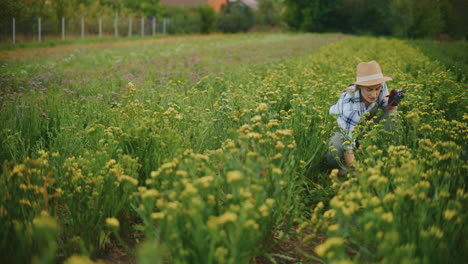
[0, 33, 466, 263]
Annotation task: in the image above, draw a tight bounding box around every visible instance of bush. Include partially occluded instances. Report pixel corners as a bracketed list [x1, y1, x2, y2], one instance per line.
[196, 4, 216, 34]
[217, 2, 254, 33]
[162, 5, 216, 35]
[163, 6, 202, 34]
[256, 0, 284, 27]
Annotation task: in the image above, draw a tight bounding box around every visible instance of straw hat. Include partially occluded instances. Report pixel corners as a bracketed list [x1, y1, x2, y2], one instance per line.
[353, 61, 392, 86]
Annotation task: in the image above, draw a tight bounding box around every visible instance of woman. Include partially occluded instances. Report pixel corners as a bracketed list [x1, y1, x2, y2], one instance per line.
[326, 60, 403, 175]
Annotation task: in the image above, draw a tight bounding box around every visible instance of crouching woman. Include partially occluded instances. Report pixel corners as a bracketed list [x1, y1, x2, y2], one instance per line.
[326, 61, 402, 175]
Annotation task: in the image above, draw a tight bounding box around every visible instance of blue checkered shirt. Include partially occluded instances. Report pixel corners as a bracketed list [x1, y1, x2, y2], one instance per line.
[329, 83, 390, 150]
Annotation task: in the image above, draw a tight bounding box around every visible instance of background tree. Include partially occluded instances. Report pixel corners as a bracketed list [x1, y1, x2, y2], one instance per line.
[257, 0, 284, 27]
[123, 0, 161, 16]
[217, 1, 255, 33]
[283, 0, 465, 39]
[283, 0, 339, 32]
[196, 4, 216, 34]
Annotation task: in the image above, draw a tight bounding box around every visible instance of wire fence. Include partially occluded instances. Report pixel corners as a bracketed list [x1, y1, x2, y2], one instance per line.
[3, 16, 171, 45]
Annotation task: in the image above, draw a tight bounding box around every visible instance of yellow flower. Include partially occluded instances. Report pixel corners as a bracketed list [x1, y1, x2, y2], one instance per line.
[271, 153, 282, 160]
[227, 170, 243, 183]
[176, 170, 188, 177]
[106, 217, 120, 228]
[429, 226, 444, 239]
[141, 189, 160, 199]
[383, 193, 396, 203]
[256, 103, 268, 112]
[251, 115, 262, 122]
[106, 159, 117, 167]
[275, 141, 285, 149]
[151, 212, 165, 220]
[381, 212, 393, 223]
[243, 219, 259, 230]
[315, 237, 345, 257]
[194, 153, 210, 161]
[64, 255, 104, 264]
[316, 201, 324, 210]
[12, 164, 26, 175]
[276, 129, 293, 136]
[328, 224, 339, 232]
[272, 168, 282, 175]
[259, 204, 269, 217]
[197, 175, 214, 188]
[324, 209, 336, 219]
[370, 196, 381, 207]
[19, 199, 32, 207]
[119, 175, 138, 186]
[218, 212, 237, 224]
[33, 211, 58, 231]
[182, 183, 198, 196]
[265, 198, 275, 207]
[443, 209, 457, 220]
[267, 119, 279, 128]
[247, 132, 262, 139]
[208, 212, 238, 229]
[214, 247, 228, 264]
[237, 124, 251, 133]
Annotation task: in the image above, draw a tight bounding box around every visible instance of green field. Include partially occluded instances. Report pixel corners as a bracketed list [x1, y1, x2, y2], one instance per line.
[1, 33, 467, 263]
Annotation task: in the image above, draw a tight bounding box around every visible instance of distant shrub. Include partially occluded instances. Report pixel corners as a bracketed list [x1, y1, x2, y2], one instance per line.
[162, 4, 216, 35]
[217, 2, 254, 33]
[163, 6, 202, 34]
[196, 4, 216, 34]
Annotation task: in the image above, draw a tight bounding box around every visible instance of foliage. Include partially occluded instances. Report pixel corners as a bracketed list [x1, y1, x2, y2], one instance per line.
[162, 6, 203, 34]
[217, 2, 255, 33]
[283, 0, 340, 32]
[0, 33, 466, 263]
[256, 0, 284, 27]
[122, 0, 161, 16]
[161, 4, 216, 35]
[408, 39, 468, 82]
[0, 33, 340, 262]
[298, 37, 467, 263]
[196, 4, 217, 34]
[283, 0, 467, 39]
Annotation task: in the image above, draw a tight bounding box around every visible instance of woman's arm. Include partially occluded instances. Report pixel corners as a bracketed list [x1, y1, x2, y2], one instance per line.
[344, 149, 355, 169]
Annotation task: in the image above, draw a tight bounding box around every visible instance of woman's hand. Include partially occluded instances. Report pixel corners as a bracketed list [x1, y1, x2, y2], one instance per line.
[384, 105, 398, 111]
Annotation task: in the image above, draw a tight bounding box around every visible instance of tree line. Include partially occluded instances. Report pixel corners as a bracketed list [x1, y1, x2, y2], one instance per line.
[1, 0, 466, 41]
[283, 0, 467, 39]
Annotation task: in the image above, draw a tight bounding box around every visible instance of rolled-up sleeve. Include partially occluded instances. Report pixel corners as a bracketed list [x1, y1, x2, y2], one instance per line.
[330, 93, 359, 150]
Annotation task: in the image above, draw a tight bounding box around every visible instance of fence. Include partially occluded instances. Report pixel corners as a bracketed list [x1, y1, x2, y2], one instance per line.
[4, 15, 171, 45]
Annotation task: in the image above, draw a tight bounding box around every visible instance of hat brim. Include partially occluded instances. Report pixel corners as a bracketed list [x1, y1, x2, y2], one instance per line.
[354, 77, 392, 86]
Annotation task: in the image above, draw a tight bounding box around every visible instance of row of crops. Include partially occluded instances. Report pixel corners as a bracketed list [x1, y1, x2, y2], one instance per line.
[0, 33, 466, 263]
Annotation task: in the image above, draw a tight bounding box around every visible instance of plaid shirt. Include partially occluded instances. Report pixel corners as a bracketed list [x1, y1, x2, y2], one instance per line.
[329, 83, 390, 149]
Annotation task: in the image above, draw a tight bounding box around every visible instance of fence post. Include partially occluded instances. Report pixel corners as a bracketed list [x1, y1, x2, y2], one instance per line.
[99, 17, 102, 38]
[163, 18, 166, 35]
[141, 16, 144, 37]
[61, 17, 65, 40]
[12, 17, 15, 45]
[128, 17, 132, 37]
[152, 17, 156, 36]
[115, 13, 119, 37]
[38, 17, 42, 42]
[81, 17, 85, 39]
